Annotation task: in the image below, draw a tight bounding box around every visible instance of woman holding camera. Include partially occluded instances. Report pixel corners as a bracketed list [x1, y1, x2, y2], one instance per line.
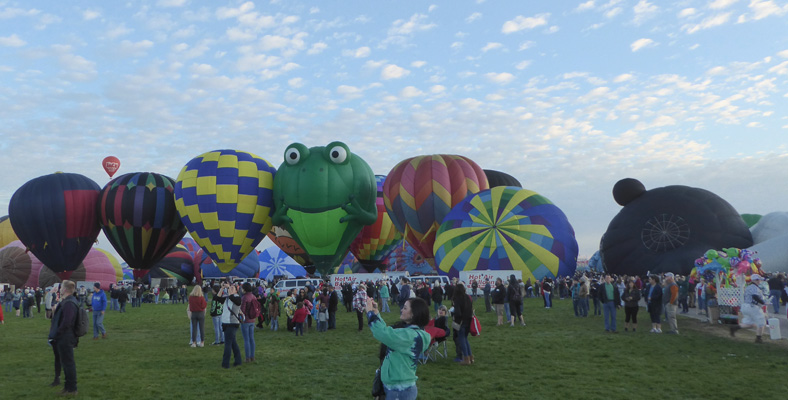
[218, 283, 243, 368]
[365, 296, 430, 399]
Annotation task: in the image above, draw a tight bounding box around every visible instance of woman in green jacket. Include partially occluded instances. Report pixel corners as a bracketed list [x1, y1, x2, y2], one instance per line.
[366, 296, 430, 399]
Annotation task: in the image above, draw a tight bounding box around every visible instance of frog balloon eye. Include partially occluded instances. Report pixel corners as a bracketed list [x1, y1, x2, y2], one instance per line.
[328, 145, 348, 164]
[285, 148, 301, 165]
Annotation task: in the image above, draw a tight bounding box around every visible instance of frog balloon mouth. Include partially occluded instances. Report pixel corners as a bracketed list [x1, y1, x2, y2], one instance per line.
[288, 204, 345, 214]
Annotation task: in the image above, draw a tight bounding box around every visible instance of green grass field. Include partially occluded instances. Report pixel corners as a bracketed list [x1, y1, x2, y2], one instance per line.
[1, 297, 786, 399]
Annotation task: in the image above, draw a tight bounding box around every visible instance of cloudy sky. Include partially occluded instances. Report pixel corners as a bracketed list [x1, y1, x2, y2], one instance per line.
[2, 0, 788, 260]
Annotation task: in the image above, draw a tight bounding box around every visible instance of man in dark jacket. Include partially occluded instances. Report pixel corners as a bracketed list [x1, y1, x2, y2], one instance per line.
[48, 280, 79, 396]
[599, 274, 621, 333]
[483, 280, 492, 312]
[327, 285, 339, 330]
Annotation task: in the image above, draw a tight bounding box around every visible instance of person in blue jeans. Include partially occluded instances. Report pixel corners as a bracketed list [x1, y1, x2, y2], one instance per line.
[218, 283, 242, 368]
[240, 283, 258, 362]
[767, 274, 784, 314]
[599, 274, 620, 333]
[91, 283, 107, 339]
[452, 283, 474, 365]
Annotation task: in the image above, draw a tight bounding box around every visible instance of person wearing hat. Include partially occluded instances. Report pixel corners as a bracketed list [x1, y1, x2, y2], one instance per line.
[663, 273, 679, 334]
[730, 274, 768, 343]
[91, 282, 108, 339]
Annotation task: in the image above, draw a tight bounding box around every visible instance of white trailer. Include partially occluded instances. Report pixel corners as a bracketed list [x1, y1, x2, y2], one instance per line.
[330, 273, 393, 290]
[459, 270, 522, 286]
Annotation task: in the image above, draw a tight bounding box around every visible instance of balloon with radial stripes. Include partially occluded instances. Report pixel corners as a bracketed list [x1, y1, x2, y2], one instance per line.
[434, 186, 578, 282]
[383, 154, 488, 266]
[98, 172, 186, 270]
[174, 150, 275, 274]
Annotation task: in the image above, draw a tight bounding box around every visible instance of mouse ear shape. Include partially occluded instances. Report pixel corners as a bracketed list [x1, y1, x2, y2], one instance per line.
[612, 178, 646, 206]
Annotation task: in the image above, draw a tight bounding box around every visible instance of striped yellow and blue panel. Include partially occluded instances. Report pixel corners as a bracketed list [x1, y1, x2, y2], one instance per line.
[175, 150, 275, 273]
[434, 186, 578, 282]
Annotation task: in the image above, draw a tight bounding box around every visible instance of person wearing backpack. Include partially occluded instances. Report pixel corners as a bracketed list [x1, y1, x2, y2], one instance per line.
[48, 280, 79, 396]
[507, 275, 525, 327]
[209, 286, 225, 345]
[240, 283, 260, 363]
[91, 283, 107, 339]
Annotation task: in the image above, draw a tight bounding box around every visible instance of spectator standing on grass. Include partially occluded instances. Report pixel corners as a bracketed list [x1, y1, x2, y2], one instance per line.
[623, 279, 641, 332]
[578, 277, 589, 317]
[366, 296, 430, 399]
[677, 276, 689, 314]
[471, 280, 479, 299]
[431, 282, 443, 312]
[188, 286, 207, 348]
[730, 274, 768, 343]
[647, 275, 663, 333]
[379, 281, 391, 313]
[293, 301, 308, 337]
[266, 291, 280, 332]
[91, 283, 107, 339]
[767, 273, 784, 315]
[354, 283, 369, 332]
[218, 282, 243, 368]
[48, 280, 79, 396]
[45, 286, 57, 319]
[508, 275, 525, 327]
[317, 303, 328, 332]
[117, 286, 128, 313]
[35, 287, 43, 314]
[491, 278, 506, 326]
[542, 278, 553, 309]
[453, 283, 474, 366]
[483, 280, 492, 312]
[663, 273, 679, 334]
[240, 283, 259, 361]
[284, 290, 297, 332]
[600, 274, 620, 333]
[328, 285, 338, 330]
[209, 286, 225, 345]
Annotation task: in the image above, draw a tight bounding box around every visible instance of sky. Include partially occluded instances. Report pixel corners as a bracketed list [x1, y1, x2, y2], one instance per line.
[2, 0, 788, 262]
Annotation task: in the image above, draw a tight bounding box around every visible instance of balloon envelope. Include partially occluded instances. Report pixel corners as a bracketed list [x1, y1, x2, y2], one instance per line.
[484, 169, 522, 188]
[102, 156, 121, 178]
[0, 241, 44, 288]
[9, 173, 101, 273]
[258, 247, 307, 281]
[175, 150, 276, 274]
[136, 246, 198, 285]
[434, 187, 578, 281]
[384, 154, 489, 265]
[98, 172, 186, 270]
[39, 247, 123, 291]
[600, 180, 753, 276]
[267, 226, 312, 267]
[0, 215, 19, 249]
[387, 242, 435, 275]
[350, 175, 403, 271]
[201, 250, 260, 279]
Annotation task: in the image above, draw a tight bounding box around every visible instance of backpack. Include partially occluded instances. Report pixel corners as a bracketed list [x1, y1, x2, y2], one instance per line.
[244, 295, 261, 320]
[68, 297, 89, 337]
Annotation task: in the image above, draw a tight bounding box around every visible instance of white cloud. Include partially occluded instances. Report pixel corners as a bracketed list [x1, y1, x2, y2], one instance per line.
[485, 72, 515, 84]
[430, 85, 446, 94]
[428, 5, 438, 12]
[466, 12, 482, 23]
[709, 0, 739, 9]
[605, 7, 623, 18]
[451, 41, 463, 50]
[118, 39, 154, 56]
[400, 86, 424, 98]
[307, 42, 327, 55]
[411, 60, 426, 68]
[682, 12, 731, 33]
[388, 13, 436, 35]
[216, 2, 255, 19]
[778, 50, 788, 58]
[226, 27, 255, 41]
[337, 85, 362, 99]
[381, 64, 409, 80]
[0, 34, 26, 47]
[707, 66, 726, 75]
[633, 0, 658, 25]
[158, 0, 187, 7]
[106, 23, 133, 39]
[83, 9, 100, 20]
[678, 8, 696, 18]
[481, 42, 503, 52]
[519, 41, 534, 51]
[769, 61, 788, 75]
[343, 46, 370, 58]
[288, 77, 305, 88]
[515, 60, 531, 70]
[546, 26, 560, 34]
[576, 1, 595, 12]
[613, 73, 633, 83]
[501, 13, 549, 34]
[0, 7, 40, 19]
[742, 0, 788, 21]
[630, 38, 655, 52]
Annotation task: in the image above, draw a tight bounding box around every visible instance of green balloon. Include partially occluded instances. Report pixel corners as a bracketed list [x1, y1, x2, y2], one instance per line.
[272, 142, 377, 276]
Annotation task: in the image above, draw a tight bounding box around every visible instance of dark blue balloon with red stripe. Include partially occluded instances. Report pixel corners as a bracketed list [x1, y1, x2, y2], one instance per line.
[8, 172, 101, 273]
[98, 172, 186, 270]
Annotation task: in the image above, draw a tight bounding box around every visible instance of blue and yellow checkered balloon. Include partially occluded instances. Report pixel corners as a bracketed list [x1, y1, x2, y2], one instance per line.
[174, 150, 276, 273]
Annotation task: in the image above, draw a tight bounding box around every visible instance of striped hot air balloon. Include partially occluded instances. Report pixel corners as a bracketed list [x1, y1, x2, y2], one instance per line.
[383, 155, 488, 266]
[350, 175, 403, 272]
[175, 150, 275, 274]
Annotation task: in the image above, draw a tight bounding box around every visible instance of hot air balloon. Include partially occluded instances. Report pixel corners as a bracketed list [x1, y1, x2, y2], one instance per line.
[267, 225, 313, 267]
[134, 246, 198, 285]
[201, 250, 260, 280]
[600, 178, 753, 276]
[383, 155, 488, 266]
[179, 237, 213, 284]
[38, 247, 123, 290]
[103, 156, 121, 178]
[175, 150, 276, 273]
[434, 187, 578, 281]
[98, 172, 186, 270]
[258, 247, 307, 281]
[0, 241, 44, 288]
[484, 169, 522, 188]
[9, 173, 101, 273]
[387, 241, 435, 275]
[349, 175, 403, 272]
[272, 142, 377, 276]
[0, 215, 19, 248]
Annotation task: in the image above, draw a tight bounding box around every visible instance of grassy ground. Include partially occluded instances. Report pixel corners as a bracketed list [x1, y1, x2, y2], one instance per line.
[1, 297, 786, 399]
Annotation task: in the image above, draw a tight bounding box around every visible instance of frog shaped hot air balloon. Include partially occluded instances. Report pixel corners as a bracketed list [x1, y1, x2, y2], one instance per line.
[272, 142, 377, 276]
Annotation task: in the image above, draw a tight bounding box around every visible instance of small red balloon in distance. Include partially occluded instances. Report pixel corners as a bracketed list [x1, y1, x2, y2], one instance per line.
[103, 156, 120, 178]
